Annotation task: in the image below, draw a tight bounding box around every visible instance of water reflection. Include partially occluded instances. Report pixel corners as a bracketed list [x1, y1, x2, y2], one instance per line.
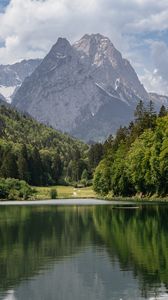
[0, 205, 168, 299]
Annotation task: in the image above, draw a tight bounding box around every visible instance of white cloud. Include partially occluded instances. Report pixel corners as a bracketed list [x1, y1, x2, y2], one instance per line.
[140, 40, 168, 94]
[0, 0, 103, 63]
[132, 10, 168, 32]
[0, 0, 168, 63]
[0, 0, 168, 94]
[150, 41, 168, 80]
[140, 69, 168, 95]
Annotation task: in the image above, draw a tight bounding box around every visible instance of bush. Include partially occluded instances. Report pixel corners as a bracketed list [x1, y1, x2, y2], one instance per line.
[0, 180, 8, 199]
[50, 188, 57, 199]
[81, 178, 87, 187]
[0, 178, 34, 200]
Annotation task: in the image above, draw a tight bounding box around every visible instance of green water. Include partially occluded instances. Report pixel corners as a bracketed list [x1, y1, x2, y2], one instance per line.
[0, 204, 168, 299]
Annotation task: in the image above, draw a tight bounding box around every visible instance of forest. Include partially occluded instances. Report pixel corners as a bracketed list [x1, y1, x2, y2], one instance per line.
[0, 105, 92, 186]
[1, 101, 168, 199]
[0, 105, 105, 199]
[93, 101, 168, 197]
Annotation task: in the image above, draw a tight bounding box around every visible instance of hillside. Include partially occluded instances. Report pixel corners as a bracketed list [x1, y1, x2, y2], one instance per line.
[0, 105, 85, 150]
[93, 102, 168, 197]
[0, 105, 89, 186]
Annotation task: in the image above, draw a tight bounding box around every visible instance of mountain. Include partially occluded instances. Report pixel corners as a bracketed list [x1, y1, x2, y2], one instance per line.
[13, 34, 150, 141]
[0, 59, 41, 103]
[149, 93, 168, 110]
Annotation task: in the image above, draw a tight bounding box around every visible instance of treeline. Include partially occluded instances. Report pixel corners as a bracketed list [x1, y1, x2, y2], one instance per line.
[0, 142, 62, 186]
[93, 101, 168, 197]
[0, 105, 93, 186]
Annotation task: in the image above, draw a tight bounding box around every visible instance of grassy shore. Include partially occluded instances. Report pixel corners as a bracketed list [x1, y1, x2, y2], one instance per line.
[34, 186, 96, 200]
[33, 186, 168, 202]
[104, 194, 168, 203]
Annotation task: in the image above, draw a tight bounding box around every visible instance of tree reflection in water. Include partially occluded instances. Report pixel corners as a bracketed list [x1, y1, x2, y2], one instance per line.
[0, 204, 168, 299]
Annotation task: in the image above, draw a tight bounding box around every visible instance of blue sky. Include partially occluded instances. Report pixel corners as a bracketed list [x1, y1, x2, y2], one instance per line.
[0, 0, 168, 95]
[0, 0, 10, 11]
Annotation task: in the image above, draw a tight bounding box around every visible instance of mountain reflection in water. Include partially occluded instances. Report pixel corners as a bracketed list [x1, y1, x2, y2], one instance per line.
[0, 204, 168, 300]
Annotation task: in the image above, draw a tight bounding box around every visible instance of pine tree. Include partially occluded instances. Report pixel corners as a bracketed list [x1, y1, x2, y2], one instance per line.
[30, 147, 43, 186]
[51, 153, 62, 183]
[159, 105, 167, 117]
[81, 169, 89, 186]
[134, 100, 145, 123]
[17, 144, 30, 183]
[103, 134, 114, 154]
[146, 100, 156, 129]
[0, 151, 18, 179]
[88, 143, 104, 170]
[0, 117, 5, 136]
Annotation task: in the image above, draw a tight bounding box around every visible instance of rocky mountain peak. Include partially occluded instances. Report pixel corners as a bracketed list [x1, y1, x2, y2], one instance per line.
[73, 33, 148, 101]
[35, 37, 75, 75]
[44, 37, 73, 62]
[74, 33, 113, 51]
[73, 33, 122, 68]
[52, 37, 72, 54]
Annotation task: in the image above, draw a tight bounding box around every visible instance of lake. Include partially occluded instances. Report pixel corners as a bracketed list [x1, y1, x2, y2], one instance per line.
[0, 202, 168, 299]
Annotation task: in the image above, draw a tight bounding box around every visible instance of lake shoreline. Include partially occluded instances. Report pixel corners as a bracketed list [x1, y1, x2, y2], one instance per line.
[104, 196, 168, 203]
[0, 199, 122, 206]
[0, 197, 168, 205]
[1, 182, 167, 203]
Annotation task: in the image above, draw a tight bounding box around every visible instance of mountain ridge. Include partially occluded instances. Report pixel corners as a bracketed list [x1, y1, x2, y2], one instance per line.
[11, 34, 168, 141]
[0, 59, 42, 102]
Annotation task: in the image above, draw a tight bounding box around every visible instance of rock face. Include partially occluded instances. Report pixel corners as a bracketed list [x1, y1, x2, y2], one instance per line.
[0, 92, 6, 102]
[149, 93, 168, 111]
[73, 34, 148, 105]
[0, 59, 41, 102]
[13, 34, 150, 141]
[0, 93, 8, 106]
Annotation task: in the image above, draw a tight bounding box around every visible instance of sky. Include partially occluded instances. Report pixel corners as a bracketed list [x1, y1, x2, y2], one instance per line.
[0, 0, 168, 95]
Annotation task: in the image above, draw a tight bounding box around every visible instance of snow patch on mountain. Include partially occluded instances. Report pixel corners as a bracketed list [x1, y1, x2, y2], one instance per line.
[95, 82, 119, 100]
[95, 82, 130, 106]
[115, 78, 120, 90]
[0, 59, 41, 103]
[0, 85, 17, 103]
